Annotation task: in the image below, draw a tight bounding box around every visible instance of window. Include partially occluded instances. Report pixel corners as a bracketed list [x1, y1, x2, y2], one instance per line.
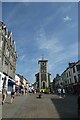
[73, 67, 75, 73]
[10, 55, 13, 62]
[74, 76, 77, 83]
[5, 61, 8, 65]
[78, 74, 80, 82]
[42, 70, 45, 73]
[67, 73, 68, 77]
[6, 49, 9, 57]
[68, 80, 69, 84]
[43, 82, 46, 89]
[0, 39, 3, 48]
[76, 65, 80, 71]
[10, 66, 12, 70]
[69, 71, 71, 76]
[0, 27, 2, 33]
[0, 75, 1, 85]
[70, 78, 71, 84]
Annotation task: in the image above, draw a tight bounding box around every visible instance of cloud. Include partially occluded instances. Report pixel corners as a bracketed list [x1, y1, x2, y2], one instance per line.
[35, 26, 78, 72]
[35, 27, 63, 53]
[19, 55, 25, 61]
[63, 16, 72, 22]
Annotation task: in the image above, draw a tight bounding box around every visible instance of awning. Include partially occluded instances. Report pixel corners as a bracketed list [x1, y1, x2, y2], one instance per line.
[8, 79, 16, 85]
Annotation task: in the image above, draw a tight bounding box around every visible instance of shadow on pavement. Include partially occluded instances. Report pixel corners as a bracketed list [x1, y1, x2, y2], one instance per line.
[5, 101, 11, 104]
[36, 97, 42, 99]
[51, 95, 78, 119]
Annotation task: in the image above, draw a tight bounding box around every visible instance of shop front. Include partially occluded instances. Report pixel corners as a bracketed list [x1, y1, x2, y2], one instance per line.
[8, 79, 16, 94]
[0, 72, 5, 92]
[0, 72, 9, 92]
[73, 82, 80, 94]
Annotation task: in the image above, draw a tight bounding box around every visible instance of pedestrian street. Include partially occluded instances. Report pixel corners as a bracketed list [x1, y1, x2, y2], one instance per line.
[2, 93, 78, 119]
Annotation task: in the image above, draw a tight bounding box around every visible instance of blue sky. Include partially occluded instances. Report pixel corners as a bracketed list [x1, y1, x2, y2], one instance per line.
[0, 2, 2, 20]
[2, 2, 78, 83]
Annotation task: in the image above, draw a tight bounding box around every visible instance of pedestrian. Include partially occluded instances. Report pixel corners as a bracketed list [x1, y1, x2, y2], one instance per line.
[11, 87, 15, 104]
[22, 89, 24, 95]
[63, 88, 65, 97]
[58, 88, 62, 98]
[2, 85, 7, 105]
[35, 89, 36, 94]
[26, 89, 28, 96]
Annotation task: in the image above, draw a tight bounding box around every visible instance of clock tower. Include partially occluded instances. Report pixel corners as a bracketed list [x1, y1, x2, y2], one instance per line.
[35, 57, 51, 93]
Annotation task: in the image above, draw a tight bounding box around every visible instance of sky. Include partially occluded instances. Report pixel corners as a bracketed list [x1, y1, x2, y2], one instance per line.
[2, 2, 78, 84]
[0, 2, 2, 20]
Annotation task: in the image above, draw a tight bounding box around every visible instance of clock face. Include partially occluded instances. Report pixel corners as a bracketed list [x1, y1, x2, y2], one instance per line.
[41, 62, 46, 71]
[42, 62, 45, 66]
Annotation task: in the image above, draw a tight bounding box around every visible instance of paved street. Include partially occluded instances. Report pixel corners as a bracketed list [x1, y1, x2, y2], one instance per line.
[2, 93, 78, 119]
[0, 94, 2, 120]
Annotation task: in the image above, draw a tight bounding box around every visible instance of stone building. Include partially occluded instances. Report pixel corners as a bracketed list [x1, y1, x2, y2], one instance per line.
[0, 21, 17, 91]
[61, 60, 80, 94]
[35, 57, 51, 93]
[52, 60, 80, 94]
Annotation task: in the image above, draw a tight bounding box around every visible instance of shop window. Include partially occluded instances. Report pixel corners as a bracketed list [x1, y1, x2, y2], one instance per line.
[8, 80, 13, 91]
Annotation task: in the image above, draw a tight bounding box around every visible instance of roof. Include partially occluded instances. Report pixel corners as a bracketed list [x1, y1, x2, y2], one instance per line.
[35, 73, 39, 76]
[38, 60, 48, 64]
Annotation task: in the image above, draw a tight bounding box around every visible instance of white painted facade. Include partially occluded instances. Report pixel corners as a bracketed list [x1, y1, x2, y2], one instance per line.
[71, 65, 78, 83]
[15, 74, 20, 86]
[0, 72, 9, 92]
[65, 61, 80, 85]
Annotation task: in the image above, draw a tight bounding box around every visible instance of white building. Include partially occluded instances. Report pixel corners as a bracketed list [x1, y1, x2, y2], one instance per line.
[61, 61, 80, 94]
[15, 74, 20, 87]
[0, 21, 17, 93]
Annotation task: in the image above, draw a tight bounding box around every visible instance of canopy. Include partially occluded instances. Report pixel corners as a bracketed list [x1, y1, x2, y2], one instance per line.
[8, 79, 16, 85]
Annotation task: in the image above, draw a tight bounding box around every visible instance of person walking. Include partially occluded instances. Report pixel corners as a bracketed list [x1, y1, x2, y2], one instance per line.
[58, 88, 62, 98]
[63, 88, 65, 97]
[2, 85, 7, 105]
[11, 87, 15, 104]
